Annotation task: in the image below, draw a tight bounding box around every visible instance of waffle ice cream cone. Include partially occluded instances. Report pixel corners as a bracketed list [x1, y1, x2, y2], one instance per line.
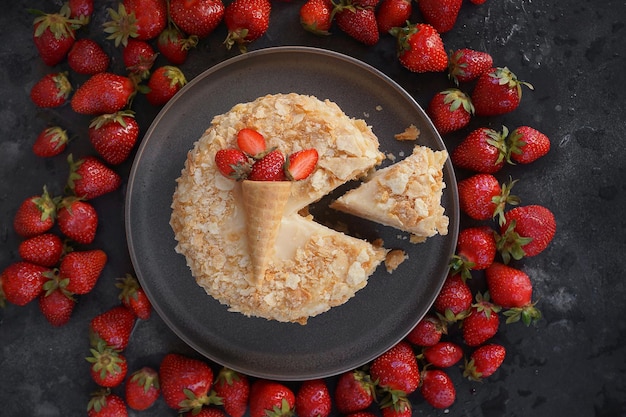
[241, 180, 292, 283]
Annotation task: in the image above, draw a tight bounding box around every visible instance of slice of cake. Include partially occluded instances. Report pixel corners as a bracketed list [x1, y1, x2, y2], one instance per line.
[330, 145, 449, 241]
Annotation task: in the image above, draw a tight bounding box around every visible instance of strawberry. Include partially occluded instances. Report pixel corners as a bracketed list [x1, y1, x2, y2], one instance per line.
[169, 0, 226, 38]
[497, 204, 556, 262]
[405, 313, 445, 347]
[457, 174, 519, 226]
[88, 111, 140, 165]
[463, 344, 506, 380]
[449, 226, 497, 280]
[68, 39, 110, 75]
[285, 148, 319, 180]
[462, 292, 501, 347]
[451, 126, 508, 174]
[248, 379, 296, 417]
[123, 40, 157, 80]
[334, 369, 376, 414]
[248, 149, 286, 181]
[419, 369, 456, 409]
[299, 0, 333, 35]
[448, 48, 493, 85]
[471, 67, 534, 116]
[18, 233, 64, 267]
[71, 73, 135, 115]
[422, 341, 463, 368]
[335, 4, 379, 46]
[159, 353, 216, 412]
[60, 249, 107, 294]
[30, 72, 72, 108]
[295, 379, 331, 417]
[417, 0, 462, 33]
[185, 408, 228, 417]
[380, 398, 411, 417]
[103, 0, 168, 46]
[237, 128, 267, 157]
[506, 126, 551, 164]
[32, 126, 69, 158]
[67, 155, 122, 200]
[369, 341, 420, 395]
[223, 0, 272, 53]
[116, 273, 152, 320]
[69, 0, 94, 20]
[38, 286, 75, 326]
[125, 367, 161, 411]
[433, 274, 472, 321]
[13, 187, 59, 238]
[215, 149, 252, 180]
[426, 88, 474, 135]
[158, 27, 199, 65]
[31, 5, 78, 66]
[87, 390, 128, 417]
[0, 262, 48, 306]
[87, 340, 129, 387]
[213, 367, 250, 417]
[375, 0, 412, 34]
[57, 197, 98, 244]
[145, 66, 187, 106]
[90, 305, 136, 351]
[485, 262, 541, 325]
[390, 23, 448, 73]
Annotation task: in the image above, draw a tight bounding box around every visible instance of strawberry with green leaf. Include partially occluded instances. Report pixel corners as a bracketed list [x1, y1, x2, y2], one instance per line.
[87, 390, 128, 417]
[448, 48, 493, 85]
[457, 174, 519, 226]
[485, 262, 541, 325]
[67, 155, 122, 200]
[390, 23, 448, 73]
[370, 341, 420, 397]
[335, 2, 380, 46]
[60, 249, 107, 295]
[419, 369, 456, 409]
[13, 186, 59, 238]
[125, 367, 161, 411]
[497, 204, 556, 262]
[90, 305, 136, 351]
[463, 344, 506, 380]
[334, 369, 376, 414]
[30, 72, 72, 108]
[87, 340, 129, 388]
[249, 379, 296, 417]
[38, 286, 75, 326]
[295, 379, 331, 417]
[71, 72, 135, 115]
[375, 0, 412, 34]
[213, 367, 250, 417]
[103, 0, 167, 46]
[158, 27, 199, 65]
[300, 0, 333, 35]
[32, 126, 69, 158]
[169, 0, 226, 39]
[405, 313, 445, 347]
[223, 0, 272, 53]
[433, 274, 472, 322]
[145, 66, 187, 106]
[449, 226, 497, 280]
[31, 4, 80, 66]
[471, 67, 533, 116]
[422, 341, 463, 368]
[215, 149, 252, 180]
[123, 40, 157, 80]
[116, 273, 151, 320]
[89, 111, 140, 165]
[462, 292, 501, 347]
[57, 197, 98, 245]
[427, 88, 474, 135]
[506, 126, 551, 164]
[159, 353, 217, 413]
[451, 126, 509, 173]
[248, 149, 286, 181]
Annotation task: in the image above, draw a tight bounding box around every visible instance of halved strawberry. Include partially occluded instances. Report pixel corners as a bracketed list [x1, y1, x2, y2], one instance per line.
[237, 128, 267, 157]
[285, 148, 318, 181]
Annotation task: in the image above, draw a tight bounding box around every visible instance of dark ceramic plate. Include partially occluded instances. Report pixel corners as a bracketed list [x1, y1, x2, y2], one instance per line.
[126, 46, 459, 380]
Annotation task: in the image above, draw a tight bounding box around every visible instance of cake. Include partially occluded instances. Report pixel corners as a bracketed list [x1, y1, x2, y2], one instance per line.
[170, 93, 388, 324]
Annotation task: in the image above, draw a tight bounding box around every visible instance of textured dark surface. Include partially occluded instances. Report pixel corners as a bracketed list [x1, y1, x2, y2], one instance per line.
[1, 0, 625, 416]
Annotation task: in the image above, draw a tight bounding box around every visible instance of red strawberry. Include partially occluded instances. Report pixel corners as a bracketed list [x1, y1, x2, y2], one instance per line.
[422, 341, 463, 368]
[381, 398, 411, 417]
[60, 249, 107, 294]
[449, 226, 497, 280]
[223, 0, 272, 53]
[18, 233, 64, 267]
[68, 39, 110, 75]
[123, 40, 157, 80]
[334, 369, 376, 414]
[103, 0, 168, 46]
[31, 5, 78, 66]
[451, 126, 508, 173]
[90, 305, 136, 351]
[237, 128, 267, 157]
[433, 274, 472, 321]
[87, 390, 128, 417]
[335, 5, 379, 46]
[506, 126, 550, 164]
[417, 0, 462, 33]
[145, 66, 187, 106]
[158, 27, 199, 65]
[375, 0, 412, 34]
[32, 126, 69, 158]
[390, 23, 448, 73]
[13, 187, 59, 238]
[1, 262, 48, 306]
[67, 155, 122, 200]
[125, 367, 161, 411]
[471, 67, 534, 116]
[462, 293, 501, 347]
[169, 0, 226, 38]
[88, 111, 140, 165]
[419, 369, 456, 409]
[30, 72, 72, 108]
[159, 353, 216, 412]
[296, 379, 331, 417]
[71, 72, 135, 115]
[457, 174, 519, 226]
[300, 0, 333, 35]
[426, 88, 474, 135]
[448, 48, 493, 85]
[463, 344, 506, 380]
[369, 341, 420, 395]
[215, 148, 252, 180]
[248, 149, 286, 181]
[485, 262, 541, 325]
[213, 367, 250, 417]
[497, 204, 556, 262]
[38, 286, 75, 326]
[249, 379, 296, 417]
[87, 341, 129, 388]
[405, 313, 445, 347]
[116, 273, 152, 320]
[285, 148, 318, 180]
[69, 0, 94, 20]
[57, 197, 98, 244]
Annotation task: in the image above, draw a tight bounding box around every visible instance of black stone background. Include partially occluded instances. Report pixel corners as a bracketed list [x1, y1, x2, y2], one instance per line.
[1, 0, 625, 416]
